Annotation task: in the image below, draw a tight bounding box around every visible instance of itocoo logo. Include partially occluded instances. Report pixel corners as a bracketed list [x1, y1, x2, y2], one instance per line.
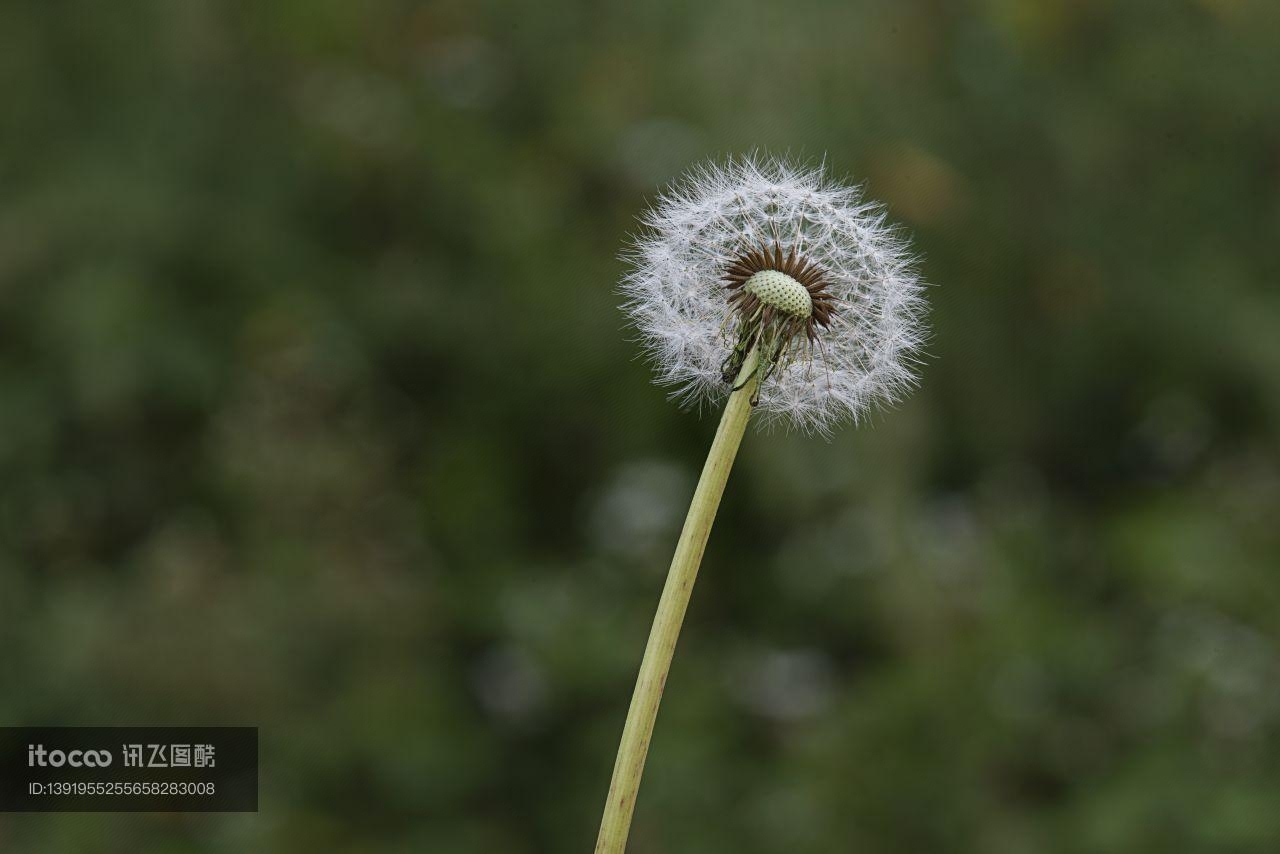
[27, 744, 113, 768]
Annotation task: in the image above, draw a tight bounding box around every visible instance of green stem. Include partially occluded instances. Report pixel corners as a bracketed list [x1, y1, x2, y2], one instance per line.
[594, 346, 761, 854]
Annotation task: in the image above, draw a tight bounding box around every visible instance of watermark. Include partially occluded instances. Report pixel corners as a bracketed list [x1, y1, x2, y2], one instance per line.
[1, 727, 257, 812]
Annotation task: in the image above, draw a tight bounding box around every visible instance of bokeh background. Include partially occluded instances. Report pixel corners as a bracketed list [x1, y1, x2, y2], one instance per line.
[2, 0, 1279, 851]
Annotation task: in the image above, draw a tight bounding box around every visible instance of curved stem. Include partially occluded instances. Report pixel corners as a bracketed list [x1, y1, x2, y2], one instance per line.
[594, 346, 761, 853]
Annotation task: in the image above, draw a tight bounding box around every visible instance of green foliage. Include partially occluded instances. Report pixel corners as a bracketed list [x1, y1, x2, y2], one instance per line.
[2, 0, 1278, 850]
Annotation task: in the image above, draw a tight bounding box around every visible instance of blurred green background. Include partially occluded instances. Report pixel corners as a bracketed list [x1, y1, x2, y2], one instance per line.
[2, 0, 1279, 851]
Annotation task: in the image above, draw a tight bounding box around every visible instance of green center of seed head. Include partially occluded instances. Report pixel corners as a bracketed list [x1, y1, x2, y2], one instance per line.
[744, 269, 812, 319]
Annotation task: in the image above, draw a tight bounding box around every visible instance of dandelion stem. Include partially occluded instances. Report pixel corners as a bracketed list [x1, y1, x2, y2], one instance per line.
[594, 345, 761, 854]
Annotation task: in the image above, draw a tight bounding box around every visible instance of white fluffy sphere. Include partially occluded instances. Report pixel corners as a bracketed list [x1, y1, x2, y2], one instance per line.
[620, 155, 928, 433]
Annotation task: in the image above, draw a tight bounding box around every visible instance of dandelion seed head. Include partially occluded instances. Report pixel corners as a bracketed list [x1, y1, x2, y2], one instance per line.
[620, 154, 928, 433]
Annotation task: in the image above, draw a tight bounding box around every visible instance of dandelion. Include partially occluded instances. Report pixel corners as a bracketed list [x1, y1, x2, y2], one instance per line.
[596, 155, 928, 853]
[621, 154, 926, 434]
